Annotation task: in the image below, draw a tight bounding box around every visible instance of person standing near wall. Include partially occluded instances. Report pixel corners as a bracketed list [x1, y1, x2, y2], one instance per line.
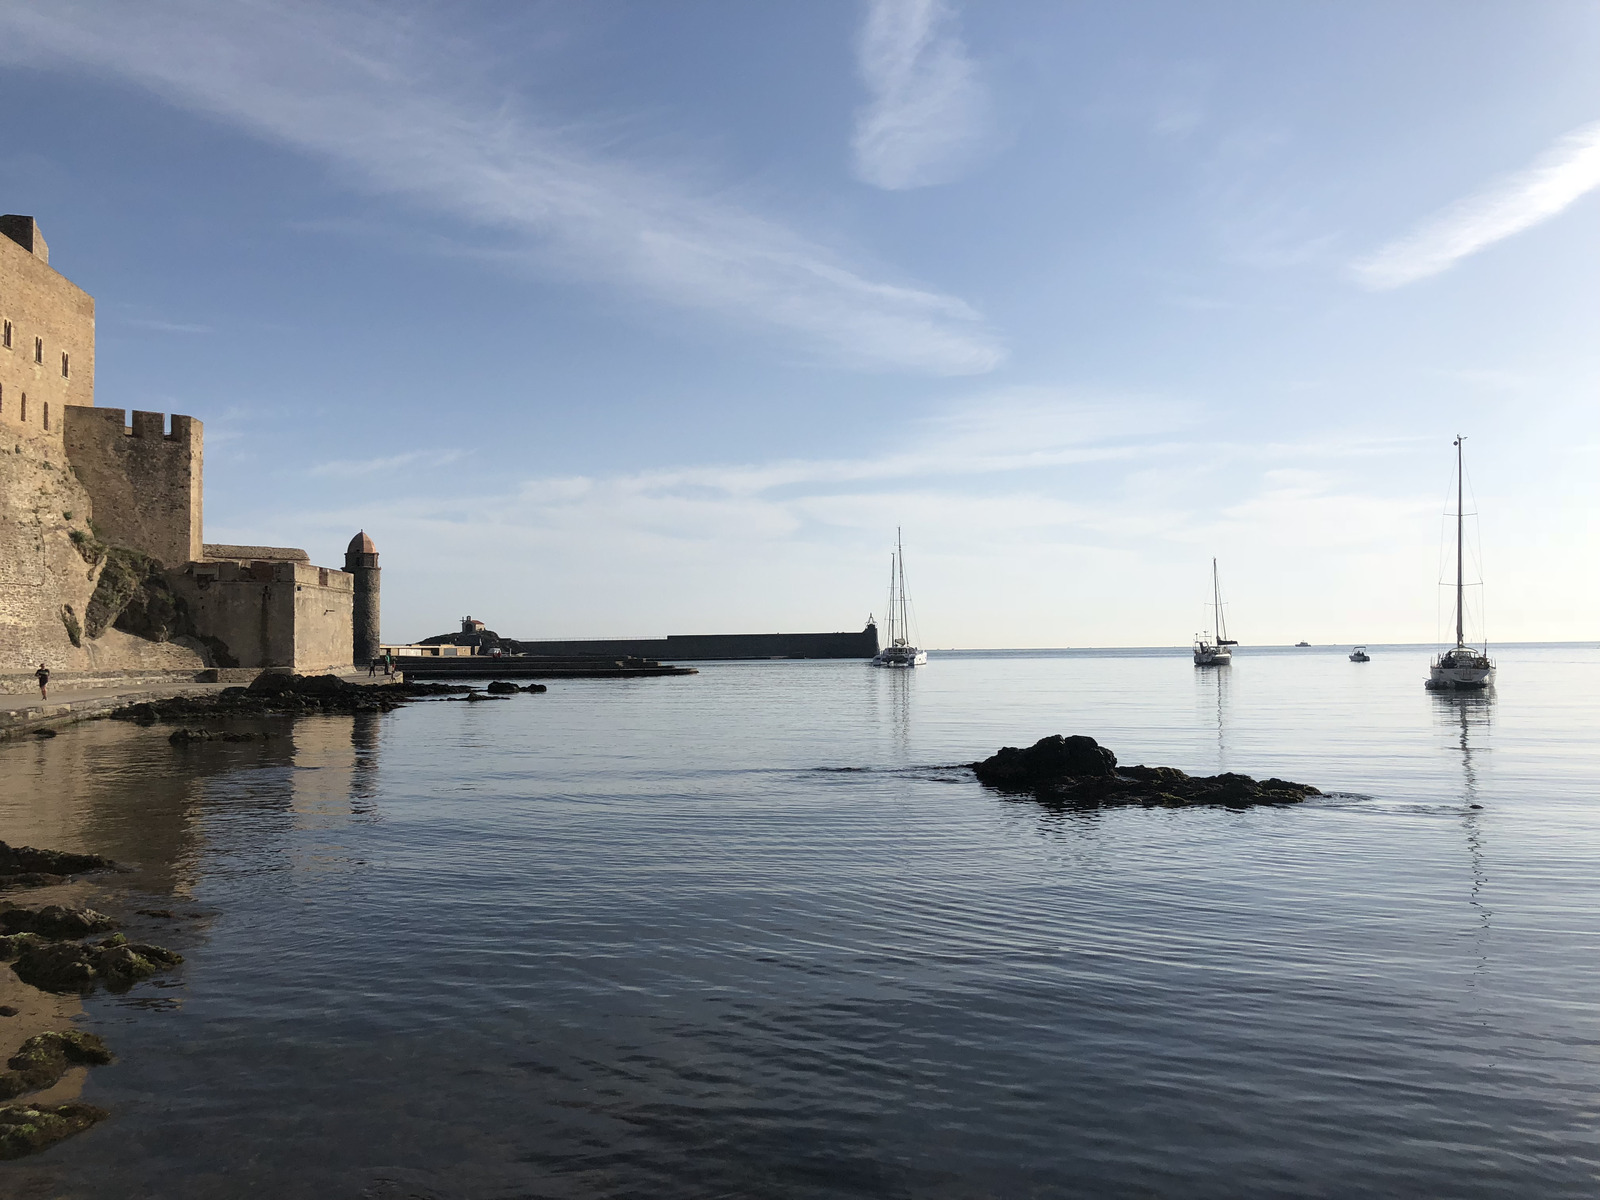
[35, 663, 49, 700]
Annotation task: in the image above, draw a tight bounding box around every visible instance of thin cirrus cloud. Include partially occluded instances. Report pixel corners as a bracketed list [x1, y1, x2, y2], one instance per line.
[1351, 117, 1600, 289]
[851, 0, 993, 190]
[0, 0, 1003, 375]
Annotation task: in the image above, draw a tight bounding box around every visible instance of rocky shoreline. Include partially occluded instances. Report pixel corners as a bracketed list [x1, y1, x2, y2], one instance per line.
[0, 842, 181, 1159]
[110, 671, 472, 724]
[973, 735, 1322, 809]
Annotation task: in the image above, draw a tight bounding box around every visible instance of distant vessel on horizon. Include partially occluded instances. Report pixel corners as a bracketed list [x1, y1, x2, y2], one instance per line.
[1193, 559, 1237, 666]
[872, 529, 927, 669]
[1428, 435, 1495, 691]
[1350, 646, 1370, 662]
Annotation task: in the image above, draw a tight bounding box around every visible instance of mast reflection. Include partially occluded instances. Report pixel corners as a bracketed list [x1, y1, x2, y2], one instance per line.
[1433, 690, 1493, 977]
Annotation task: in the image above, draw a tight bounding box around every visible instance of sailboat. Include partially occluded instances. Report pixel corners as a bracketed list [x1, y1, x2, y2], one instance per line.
[1193, 558, 1237, 666]
[872, 529, 927, 668]
[1427, 436, 1495, 691]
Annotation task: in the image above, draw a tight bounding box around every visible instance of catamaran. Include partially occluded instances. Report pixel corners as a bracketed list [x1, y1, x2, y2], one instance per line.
[1193, 558, 1237, 666]
[872, 529, 927, 668]
[1427, 436, 1494, 690]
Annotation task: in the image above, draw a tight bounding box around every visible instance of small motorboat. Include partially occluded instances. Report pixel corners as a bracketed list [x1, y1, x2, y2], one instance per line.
[1349, 646, 1370, 662]
[1295, 641, 1310, 647]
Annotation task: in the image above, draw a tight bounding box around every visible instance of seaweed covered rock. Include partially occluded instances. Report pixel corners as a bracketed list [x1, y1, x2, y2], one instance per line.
[0, 1102, 109, 1160]
[0, 934, 48, 962]
[0, 1031, 113, 1100]
[0, 842, 114, 892]
[12, 936, 183, 995]
[0, 905, 117, 939]
[485, 680, 519, 693]
[973, 735, 1321, 809]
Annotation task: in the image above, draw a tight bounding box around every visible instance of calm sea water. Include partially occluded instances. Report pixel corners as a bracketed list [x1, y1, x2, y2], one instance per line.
[3, 644, 1599, 1198]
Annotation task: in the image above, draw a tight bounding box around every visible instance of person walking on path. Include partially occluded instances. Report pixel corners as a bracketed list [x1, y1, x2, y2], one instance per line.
[383, 651, 394, 677]
[368, 656, 380, 677]
[35, 664, 49, 700]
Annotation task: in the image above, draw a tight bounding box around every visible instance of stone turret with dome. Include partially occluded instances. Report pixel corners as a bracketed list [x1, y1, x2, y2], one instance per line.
[345, 530, 381, 665]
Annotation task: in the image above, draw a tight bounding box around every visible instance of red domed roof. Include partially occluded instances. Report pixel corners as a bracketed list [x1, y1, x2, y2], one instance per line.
[347, 530, 376, 554]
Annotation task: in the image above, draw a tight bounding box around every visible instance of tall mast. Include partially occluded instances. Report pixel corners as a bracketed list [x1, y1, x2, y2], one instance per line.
[897, 528, 908, 644]
[1213, 558, 1222, 642]
[1455, 436, 1465, 648]
[886, 554, 897, 646]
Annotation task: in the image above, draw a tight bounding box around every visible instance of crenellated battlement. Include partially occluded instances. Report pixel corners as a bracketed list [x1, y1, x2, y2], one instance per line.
[63, 405, 203, 567]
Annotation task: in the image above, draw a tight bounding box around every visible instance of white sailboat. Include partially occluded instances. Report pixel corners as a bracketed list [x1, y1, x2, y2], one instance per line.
[872, 529, 927, 668]
[1427, 436, 1495, 691]
[1193, 558, 1237, 666]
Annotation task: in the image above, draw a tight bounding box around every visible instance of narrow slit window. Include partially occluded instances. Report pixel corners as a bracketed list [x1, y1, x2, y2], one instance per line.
[43, 402, 49, 431]
[61, 351, 69, 378]
[20, 394, 26, 422]
[2, 319, 10, 348]
[0, 382, 5, 414]
[34, 336, 43, 364]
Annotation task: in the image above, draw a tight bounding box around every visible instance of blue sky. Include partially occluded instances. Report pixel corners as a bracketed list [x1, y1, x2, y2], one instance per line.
[3, 0, 1596, 646]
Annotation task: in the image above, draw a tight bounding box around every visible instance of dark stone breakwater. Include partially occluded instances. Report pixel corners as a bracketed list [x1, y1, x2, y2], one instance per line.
[973, 735, 1322, 808]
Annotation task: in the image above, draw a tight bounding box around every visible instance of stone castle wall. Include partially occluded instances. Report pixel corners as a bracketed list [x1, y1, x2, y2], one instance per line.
[1, 214, 364, 682]
[168, 560, 354, 673]
[0, 219, 94, 448]
[63, 407, 203, 567]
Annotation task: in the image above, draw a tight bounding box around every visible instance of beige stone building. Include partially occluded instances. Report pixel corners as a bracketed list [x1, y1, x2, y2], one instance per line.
[0, 214, 368, 691]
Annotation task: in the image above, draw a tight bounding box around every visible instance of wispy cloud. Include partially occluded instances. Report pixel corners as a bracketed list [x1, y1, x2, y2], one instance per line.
[0, 0, 1003, 374]
[308, 449, 467, 478]
[851, 0, 992, 190]
[119, 317, 213, 335]
[1351, 118, 1600, 289]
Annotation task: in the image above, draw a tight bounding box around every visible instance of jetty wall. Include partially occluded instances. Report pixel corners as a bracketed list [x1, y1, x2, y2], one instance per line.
[512, 626, 880, 661]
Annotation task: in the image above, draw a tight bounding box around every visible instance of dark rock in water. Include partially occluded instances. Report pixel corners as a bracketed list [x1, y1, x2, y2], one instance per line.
[137, 909, 177, 920]
[0, 905, 117, 939]
[115, 673, 472, 724]
[0, 842, 114, 892]
[0, 1102, 109, 1160]
[523, 683, 547, 694]
[31, 729, 56, 739]
[168, 727, 212, 744]
[12, 935, 183, 995]
[973, 735, 1321, 809]
[486, 680, 519, 693]
[972, 734, 1117, 790]
[0, 1031, 113, 1100]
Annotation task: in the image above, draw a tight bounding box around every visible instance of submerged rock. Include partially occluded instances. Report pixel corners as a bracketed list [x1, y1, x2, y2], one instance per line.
[0, 905, 117, 939]
[0, 1102, 109, 1160]
[973, 735, 1321, 809]
[0, 842, 114, 892]
[485, 680, 519, 693]
[12, 936, 183, 995]
[0, 1031, 113, 1100]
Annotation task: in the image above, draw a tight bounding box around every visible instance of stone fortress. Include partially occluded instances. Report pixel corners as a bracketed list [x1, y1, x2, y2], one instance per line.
[0, 214, 377, 692]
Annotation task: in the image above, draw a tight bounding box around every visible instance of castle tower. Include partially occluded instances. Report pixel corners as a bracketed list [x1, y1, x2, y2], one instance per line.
[345, 530, 381, 664]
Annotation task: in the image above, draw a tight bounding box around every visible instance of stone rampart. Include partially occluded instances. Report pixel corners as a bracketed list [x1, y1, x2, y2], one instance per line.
[167, 560, 354, 672]
[62, 407, 203, 567]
